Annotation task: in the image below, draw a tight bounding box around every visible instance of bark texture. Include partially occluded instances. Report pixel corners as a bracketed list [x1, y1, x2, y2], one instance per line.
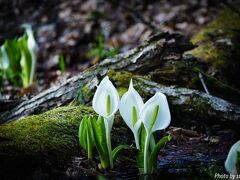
[0, 33, 194, 123]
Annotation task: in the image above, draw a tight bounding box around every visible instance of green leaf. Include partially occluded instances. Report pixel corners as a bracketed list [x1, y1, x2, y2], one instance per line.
[112, 144, 128, 161]
[91, 115, 110, 169]
[58, 54, 65, 73]
[150, 134, 156, 152]
[18, 34, 32, 87]
[148, 135, 172, 173]
[86, 117, 94, 159]
[79, 116, 88, 151]
[79, 116, 95, 159]
[4, 39, 22, 86]
[87, 30, 119, 60]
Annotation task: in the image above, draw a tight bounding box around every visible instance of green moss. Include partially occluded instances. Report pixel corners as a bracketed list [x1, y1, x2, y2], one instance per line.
[186, 97, 211, 116]
[108, 70, 152, 101]
[192, 7, 240, 44]
[149, 60, 201, 87]
[117, 87, 128, 97]
[187, 7, 240, 89]
[199, 161, 225, 178]
[108, 70, 134, 87]
[0, 106, 95, 160]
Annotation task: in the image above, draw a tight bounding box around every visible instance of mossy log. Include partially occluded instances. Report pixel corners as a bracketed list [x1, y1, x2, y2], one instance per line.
[0, 32, 194, 123]
[149, 55, 240, 105]
[91, 71, 240, 128]
[187, 6, 240, 90]
[1, 70, 240, 127]
[0, 105, 237, 179]
[148, 6, 240, 104]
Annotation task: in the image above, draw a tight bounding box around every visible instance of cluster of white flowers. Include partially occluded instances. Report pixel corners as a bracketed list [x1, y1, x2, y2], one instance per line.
[92, 76, 171, 173]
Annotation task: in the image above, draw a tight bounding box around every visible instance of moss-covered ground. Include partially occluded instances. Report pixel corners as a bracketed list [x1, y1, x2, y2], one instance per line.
[0, 106, 95, 160]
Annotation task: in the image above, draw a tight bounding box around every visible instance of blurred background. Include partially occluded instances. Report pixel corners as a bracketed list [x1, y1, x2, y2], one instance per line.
[0, 0, 230, 99]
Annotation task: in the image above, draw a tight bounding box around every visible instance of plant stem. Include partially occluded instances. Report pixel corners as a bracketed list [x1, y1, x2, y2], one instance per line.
[134, 132, 140, 149]
[144, 133, 150, 174]
[105, 118, 113, 168]
[87, 129, 92, 160]
[29, 52, 36, 85]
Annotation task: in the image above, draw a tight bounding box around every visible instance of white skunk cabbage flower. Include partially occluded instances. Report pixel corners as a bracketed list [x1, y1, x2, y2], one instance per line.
[119, 79, 144, 149]
[0, 46, 9, 70]
[225, 141, 240, 175]
[22, 24, 39, 84]
[93, 76, 119, 122]
[92, 76, 120, 168]
[22, 24, 39, 54]
[141, 92, 171, 134]
[141, 92, 171, 173]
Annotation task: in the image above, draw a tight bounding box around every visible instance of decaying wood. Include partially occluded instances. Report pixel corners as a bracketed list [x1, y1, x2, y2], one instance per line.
[2, 70, 240, 128]
[0, 32, 194, 123]
[133, 77, 240, 126]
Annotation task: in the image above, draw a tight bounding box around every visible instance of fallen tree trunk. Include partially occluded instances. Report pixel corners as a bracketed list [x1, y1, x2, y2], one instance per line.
[0, 32, 194, 123]
[187, 6, 240, 90]
[3, 69, 240, 127]
[81, 70, 240, 128]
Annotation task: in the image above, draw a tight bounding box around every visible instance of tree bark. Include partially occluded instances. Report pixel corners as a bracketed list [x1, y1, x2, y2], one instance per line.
[110, 72, 240, 128]
[1, 69, 240, 128]
[0, 32, 194, 123]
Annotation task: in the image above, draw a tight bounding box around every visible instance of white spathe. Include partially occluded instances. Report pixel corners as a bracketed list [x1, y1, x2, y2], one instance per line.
[93, 76, 120, 119]
[119, 79, 143, 131]
[119, 79, 144, 149]
[141, 92, 171, 134]
[22, 24, 39, 84]
[0, 46, 9, 70]
[22, 24, 39, 54]
[225, 140, 240, 174]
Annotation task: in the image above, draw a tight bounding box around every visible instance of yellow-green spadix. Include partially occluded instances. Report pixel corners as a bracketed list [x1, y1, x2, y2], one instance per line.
[141, 92, 171, 134]
[92, 76, 120, 120]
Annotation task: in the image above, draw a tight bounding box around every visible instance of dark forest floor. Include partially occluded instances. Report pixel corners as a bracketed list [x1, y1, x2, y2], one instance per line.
[0, 0, 222, 99]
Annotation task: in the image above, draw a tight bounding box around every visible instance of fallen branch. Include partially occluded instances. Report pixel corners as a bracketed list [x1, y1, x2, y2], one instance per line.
[0, 33, 194, 123]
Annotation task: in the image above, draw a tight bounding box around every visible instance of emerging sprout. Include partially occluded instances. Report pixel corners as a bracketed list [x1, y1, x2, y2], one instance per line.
[225, 141, 240, 175]
[119, 79, 143, 149]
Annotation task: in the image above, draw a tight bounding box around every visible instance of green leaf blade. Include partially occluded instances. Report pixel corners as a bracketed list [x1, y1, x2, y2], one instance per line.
[148, 135, 172, 173]
[112, 144, 128, 161]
